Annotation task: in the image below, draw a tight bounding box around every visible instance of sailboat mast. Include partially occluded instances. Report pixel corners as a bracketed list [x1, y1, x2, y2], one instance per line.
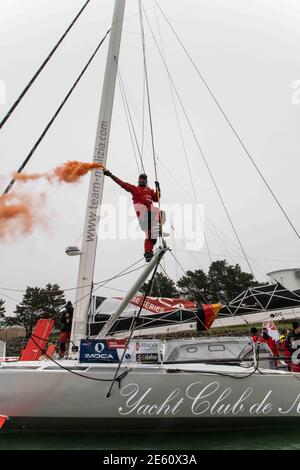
[99, 246, 167, 337]
[70, 0, 126, 350]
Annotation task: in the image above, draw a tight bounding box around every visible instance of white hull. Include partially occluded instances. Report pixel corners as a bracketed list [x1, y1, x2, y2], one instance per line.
[1, 361, 300, 430]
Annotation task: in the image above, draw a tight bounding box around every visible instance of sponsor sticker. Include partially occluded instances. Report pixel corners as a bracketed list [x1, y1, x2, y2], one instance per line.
[79, 339, 161, 364]
[136, 353, 159, 363]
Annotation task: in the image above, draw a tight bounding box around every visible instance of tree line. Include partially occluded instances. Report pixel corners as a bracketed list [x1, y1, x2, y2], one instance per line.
[0, 283, 65, 336]
[0, 260, 265, 336]
[141, 259, 264, 303]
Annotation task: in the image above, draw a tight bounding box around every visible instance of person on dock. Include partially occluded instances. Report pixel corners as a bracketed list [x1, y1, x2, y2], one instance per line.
[250, 327, 260, 342]
[59, 301, 74, 358]
[250, 327, 279, 369]
[260, 328, 280, 369]
[285, 321, 300, 372]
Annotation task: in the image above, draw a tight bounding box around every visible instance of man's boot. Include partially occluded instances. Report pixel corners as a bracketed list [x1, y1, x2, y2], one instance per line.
[144, 251, 154, 262]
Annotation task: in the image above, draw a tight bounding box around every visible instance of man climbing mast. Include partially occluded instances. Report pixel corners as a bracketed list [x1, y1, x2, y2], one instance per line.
[103, 170, 163, 262]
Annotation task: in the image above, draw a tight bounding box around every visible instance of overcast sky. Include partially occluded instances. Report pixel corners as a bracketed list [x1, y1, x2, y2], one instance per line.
[1, 0, 300, 314]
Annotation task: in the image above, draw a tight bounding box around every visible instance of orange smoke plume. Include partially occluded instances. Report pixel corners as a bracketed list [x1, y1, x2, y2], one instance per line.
[53, 161, 104, 183]
[0, 192, 45, 240]
[13, 172, 48, 182]
[1, 161, 103, 241]
[13, 161, 104, 185]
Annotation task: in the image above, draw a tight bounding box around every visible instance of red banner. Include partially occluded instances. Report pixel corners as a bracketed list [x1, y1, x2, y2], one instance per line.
[129, 296, 196, 314]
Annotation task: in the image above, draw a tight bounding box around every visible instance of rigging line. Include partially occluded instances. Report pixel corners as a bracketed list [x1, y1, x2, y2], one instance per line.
[29, 335, 129, 383]
[132, 14, 147, 167]
[110, 63, 186, 192]
[174, 248, 269, 282]
[101, 285, 128, 294]
[169, 251, 209, 304]
[203, 218, 242, 266]
[0, 263, 146, 315]
[0, 291, 20, 303]
[169, 251, 185, 276]
[117, 71, 141, 173]
[168, 366, 259, 380]
[139, 2, 164, 248]
[126, 299, 239, 357]
[158, 262, 177, 290]
[106, 256, 161, 398]
[170, 222, 179, 282]
[141, 46, 146, 164]
[152, 4, 199, 206]
[138, 1, 163, 239]
[94, 256, 145, 285]
[30, 332, 77, 355]
[117, 20, 251, 276]
[117, 47, 145, 166]
[0, 5, 154, 131]
[152, 5, 204, 234]
[143, 11, 256, 281]
[2, 28, 111, 196]
[73, 264, 147, 309]
[112, 57, 253, 277]
[113, 66, 158, 177]
[94, 265, 147, 290]
[175, 243, 216, 289]
[0, 287, 28, 293]
[161, 254, 167, 276]
[160, 159, 244, 270]
[158, 156, 254, 273]
[0, 0, 91, 130]
[205, 217, 253, 263]
[0, 257, 145, 298]
[123, 310, 194, 331]
[181, 209, 268, 281]
[138, 1, 158, 181]
[143, 12, 256, 279]
[113, 68, 168, 194]
[155, 1, 300, 242]
[0, 282, 127, 295]
[140, 1, 165, 247]
[0, 285, 85, 294]
[151, 3, 225, 299]
[116, 68, 145, 173]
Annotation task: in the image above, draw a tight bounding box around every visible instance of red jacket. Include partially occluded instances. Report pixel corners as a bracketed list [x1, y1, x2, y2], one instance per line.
[260, 336, 280, 357]
[112, 176, 159, 210]
[252, 335, 279, 357]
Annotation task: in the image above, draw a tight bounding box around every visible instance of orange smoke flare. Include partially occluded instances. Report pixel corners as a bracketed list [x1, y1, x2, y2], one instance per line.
[1, 161, 103, 241]
[53, 161, 104, 183]
[0, 192, 45, 240]
[12, 161, 104, 185]
[13, 172, 48, 182]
